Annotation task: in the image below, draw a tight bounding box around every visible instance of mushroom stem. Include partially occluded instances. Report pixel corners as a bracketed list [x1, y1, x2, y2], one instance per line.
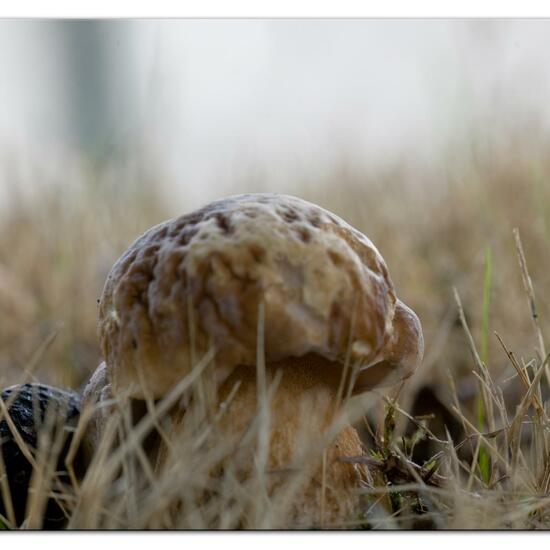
[212, 355, 367, 524]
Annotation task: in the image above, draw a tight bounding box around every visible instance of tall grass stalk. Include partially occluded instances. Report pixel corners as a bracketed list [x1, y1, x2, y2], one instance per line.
[478, 246, 493, 484]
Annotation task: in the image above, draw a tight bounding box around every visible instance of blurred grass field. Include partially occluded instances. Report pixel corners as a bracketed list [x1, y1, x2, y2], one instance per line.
[2, 126, 550, 528]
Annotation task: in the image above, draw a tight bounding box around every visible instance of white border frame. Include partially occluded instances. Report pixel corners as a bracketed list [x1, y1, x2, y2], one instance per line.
[1, 1, 550, 18]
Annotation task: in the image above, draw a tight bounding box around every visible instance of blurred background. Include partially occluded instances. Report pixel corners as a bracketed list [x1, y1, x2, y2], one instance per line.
[1, 20, 550, 455]
[3, 20, 550, 203]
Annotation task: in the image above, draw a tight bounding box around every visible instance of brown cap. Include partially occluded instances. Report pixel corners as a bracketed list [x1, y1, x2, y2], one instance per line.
[98, 193, 422, 398]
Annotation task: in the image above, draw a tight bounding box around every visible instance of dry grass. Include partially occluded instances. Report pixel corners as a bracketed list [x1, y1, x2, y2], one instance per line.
[2, 130, 550, 529]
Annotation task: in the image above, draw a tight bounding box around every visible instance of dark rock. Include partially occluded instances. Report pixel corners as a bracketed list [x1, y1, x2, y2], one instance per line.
[0, 383, 82, 529]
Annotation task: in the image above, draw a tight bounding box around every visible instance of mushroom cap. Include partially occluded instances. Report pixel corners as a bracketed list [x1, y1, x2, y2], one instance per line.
[352, 299, 424, 393]
[98, 193, 421, 398]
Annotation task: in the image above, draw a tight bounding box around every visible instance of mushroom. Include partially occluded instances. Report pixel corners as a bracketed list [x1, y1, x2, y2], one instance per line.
[90, 193, 424, 525]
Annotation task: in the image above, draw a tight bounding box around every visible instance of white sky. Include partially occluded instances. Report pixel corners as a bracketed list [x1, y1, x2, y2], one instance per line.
[1, 20, 550, 203]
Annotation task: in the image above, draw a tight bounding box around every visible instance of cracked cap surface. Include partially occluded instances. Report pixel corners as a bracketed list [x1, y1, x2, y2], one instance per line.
[98, 193, 421, 398]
